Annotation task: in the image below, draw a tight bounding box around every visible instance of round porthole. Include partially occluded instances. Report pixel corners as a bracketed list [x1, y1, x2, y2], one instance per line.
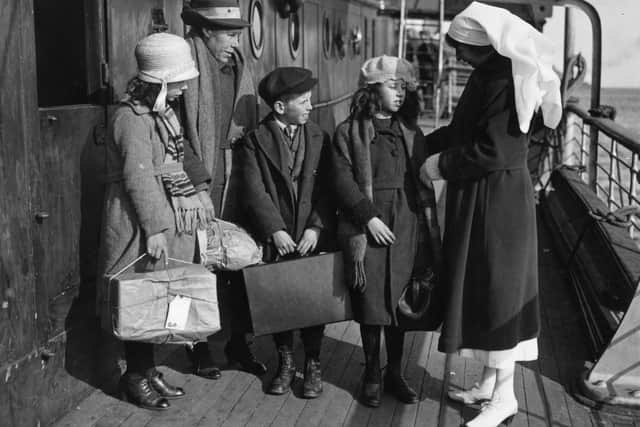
[289, 11, 301, 59]
[322, 12, 332, 58]
[335, 20, 346, 60]
[249, 0, 264, 59]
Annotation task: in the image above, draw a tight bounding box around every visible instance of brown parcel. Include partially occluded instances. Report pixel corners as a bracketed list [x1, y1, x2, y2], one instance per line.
[104, 262, 220, 344]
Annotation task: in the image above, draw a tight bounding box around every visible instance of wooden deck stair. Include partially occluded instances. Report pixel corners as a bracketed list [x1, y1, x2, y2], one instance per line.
[53, 222, 640, 427]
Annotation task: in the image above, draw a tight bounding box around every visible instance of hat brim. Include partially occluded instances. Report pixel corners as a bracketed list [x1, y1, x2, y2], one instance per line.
[181, 9, 250, 30]
[166, 67, 200, 83]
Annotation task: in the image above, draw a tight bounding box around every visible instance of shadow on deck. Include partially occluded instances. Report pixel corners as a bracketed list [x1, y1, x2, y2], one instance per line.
[54, 219, 638, 427]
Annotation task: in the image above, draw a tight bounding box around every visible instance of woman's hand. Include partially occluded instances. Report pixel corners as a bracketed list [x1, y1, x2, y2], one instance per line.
[367, 217, 396, 246]
[147, 232, 169, 262]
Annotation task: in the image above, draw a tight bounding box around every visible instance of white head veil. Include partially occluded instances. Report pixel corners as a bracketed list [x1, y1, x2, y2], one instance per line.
[448, 2, 562, 133]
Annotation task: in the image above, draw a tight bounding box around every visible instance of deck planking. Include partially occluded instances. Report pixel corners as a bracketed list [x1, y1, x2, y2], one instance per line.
[52, 220, 640, 427]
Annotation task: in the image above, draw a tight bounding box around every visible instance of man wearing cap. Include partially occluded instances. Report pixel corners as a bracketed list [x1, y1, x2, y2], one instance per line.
[180, 0, 264, 380]
[236, 67, 334, 398]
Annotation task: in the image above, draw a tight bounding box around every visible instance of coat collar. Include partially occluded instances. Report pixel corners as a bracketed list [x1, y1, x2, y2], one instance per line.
[253, 113, 324, 200]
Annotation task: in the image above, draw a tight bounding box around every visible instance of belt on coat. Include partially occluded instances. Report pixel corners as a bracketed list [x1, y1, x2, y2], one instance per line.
[372, 178, 405, 190]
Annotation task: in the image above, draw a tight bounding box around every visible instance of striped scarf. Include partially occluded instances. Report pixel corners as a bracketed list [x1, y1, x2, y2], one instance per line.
[157, 106, 206, 233]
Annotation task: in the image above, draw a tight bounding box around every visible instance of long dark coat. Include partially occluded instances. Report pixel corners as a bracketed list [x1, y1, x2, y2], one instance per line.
[236, 115, 333, 261]
[331, 117, 431, 325]
[427, 54, 539, 352]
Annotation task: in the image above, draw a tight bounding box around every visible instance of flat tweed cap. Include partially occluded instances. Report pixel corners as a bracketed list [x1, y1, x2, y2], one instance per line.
[182, 0, 250, 30]
[258, 67, 318, 106]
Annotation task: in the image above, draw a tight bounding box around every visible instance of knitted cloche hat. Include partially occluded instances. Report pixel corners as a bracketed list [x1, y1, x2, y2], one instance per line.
[135, 32, 200, 111]
[359, 55, 417, 91]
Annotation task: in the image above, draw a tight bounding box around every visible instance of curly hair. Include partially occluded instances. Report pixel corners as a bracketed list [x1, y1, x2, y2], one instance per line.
[348, 84, 383, 121]
[125, 77, 161, 107]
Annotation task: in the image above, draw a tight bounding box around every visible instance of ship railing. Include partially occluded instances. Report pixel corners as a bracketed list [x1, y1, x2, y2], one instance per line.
[558, 102, 640, 237]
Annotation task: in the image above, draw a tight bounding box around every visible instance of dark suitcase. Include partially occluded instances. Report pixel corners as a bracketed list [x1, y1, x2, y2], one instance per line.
[242, 252, 352, 336]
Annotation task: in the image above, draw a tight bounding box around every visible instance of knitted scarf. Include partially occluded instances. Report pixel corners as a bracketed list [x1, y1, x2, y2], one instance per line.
[182, 34, 258, 177]
[334, 118, 376, 292]
[335, 117, 443, 292]
[156, 106, 207, 234]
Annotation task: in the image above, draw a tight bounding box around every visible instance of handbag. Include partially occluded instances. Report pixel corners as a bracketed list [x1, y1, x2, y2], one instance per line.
[103, 254, 220, 344]
[397, 268, 444, 331]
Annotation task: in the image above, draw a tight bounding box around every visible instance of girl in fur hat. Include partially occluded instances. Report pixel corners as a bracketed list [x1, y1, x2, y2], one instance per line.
[330, 55, 442, 408]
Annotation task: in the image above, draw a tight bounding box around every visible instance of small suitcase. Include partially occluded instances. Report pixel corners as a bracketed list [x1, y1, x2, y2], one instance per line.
[103, 255, 220, 344]
[242, 252, 351, 336]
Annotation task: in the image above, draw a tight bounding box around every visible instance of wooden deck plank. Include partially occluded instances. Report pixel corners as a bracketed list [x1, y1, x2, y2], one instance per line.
[314, 321, 369, 427]
[512, 363, 528, 427]
[195, 370, 257, 426]
[292, 322, 356, 427]
[521, 361, 549, 427]
[459, 354, 483, 425]
[415, 332, 444, 427]
[368, 332, 416, 426]
[442, 354, 465, 427]
[538, 224, 597, 427]
[392, 331, 431, 427]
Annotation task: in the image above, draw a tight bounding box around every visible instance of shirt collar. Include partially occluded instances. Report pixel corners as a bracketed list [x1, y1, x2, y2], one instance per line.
[274, 116, 298, 133]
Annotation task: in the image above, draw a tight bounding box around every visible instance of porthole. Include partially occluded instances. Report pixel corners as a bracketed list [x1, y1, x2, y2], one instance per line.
[289, 10, 301, 59]
[351, 26, 362, 57]
[335, 19, 346, 60]
[249, 0, 264, 59]
[322, 12, 332, 58]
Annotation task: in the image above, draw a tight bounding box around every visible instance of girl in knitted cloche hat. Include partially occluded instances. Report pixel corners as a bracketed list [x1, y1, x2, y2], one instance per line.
[330, 55, 443, 408]
[97, 32, 215, 411]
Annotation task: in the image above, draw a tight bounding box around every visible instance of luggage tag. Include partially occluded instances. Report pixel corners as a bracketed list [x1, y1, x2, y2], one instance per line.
[165, 294, 192, 330]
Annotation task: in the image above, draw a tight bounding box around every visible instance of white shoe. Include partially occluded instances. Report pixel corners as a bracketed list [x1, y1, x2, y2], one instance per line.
[465, 397, 518, 427]
[447, 383, 492, 405]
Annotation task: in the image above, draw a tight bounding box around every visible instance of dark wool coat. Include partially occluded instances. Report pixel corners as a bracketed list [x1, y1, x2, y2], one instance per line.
[236, 115, 334, 262]
[427, 54, 540, 353]
[332, 117, 431, 325]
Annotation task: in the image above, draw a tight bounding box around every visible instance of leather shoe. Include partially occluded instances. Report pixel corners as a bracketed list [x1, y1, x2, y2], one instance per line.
[302, 358, 322, 398]
[185, 343, 222, 380]
[360, 380, 382, 408]
[384, 371, 418, 404]
[225, 340, 267, 376]
[120, 373, 170, 411]
[148, 370, 185, 399]
[267, 348, 296, 395]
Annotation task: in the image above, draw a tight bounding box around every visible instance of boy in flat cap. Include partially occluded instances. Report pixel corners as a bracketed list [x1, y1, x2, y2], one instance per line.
[236, 67, 334, 398]
[180, 0, 265, 381]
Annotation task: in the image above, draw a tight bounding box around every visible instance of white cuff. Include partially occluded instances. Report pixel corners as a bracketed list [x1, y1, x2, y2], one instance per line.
[420, 153, 443, 182]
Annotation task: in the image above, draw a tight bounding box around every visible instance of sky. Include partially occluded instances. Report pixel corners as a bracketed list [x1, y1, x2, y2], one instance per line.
[543, 0, 640, 88]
